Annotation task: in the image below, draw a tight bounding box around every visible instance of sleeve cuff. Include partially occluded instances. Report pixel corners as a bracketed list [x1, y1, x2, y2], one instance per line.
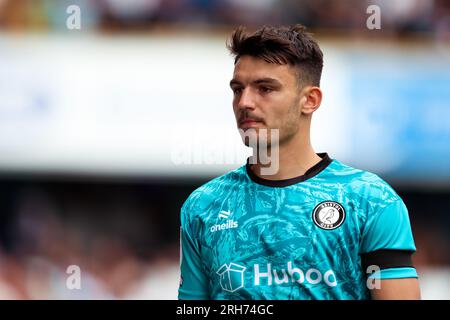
[368, 267, 418, 280]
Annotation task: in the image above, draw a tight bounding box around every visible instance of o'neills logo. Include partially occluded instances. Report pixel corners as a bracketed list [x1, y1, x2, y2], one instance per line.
[210, 220, 238, 232]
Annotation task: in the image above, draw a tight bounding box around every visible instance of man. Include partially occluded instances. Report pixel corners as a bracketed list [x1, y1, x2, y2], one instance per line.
[178, 25, 420, 300]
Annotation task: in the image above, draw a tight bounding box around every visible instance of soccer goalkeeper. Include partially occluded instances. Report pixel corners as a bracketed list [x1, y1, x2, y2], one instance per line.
[178, 24, 420, 300]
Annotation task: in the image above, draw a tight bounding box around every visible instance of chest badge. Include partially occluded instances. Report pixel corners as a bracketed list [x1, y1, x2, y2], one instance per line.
[312, 201, 346, 230]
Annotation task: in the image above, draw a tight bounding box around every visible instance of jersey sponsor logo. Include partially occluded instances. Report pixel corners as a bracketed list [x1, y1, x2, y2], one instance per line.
[217, 261, 337, 293]
[217, 263, 246, 292]
[312, 201, 346, 230]
[254, 261, 338, 287]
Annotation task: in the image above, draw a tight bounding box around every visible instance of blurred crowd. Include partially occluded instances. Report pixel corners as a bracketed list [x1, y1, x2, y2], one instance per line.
[0, 181, 449, 299]
[0, 0, 449, 38]
[0, 183, 183, 299]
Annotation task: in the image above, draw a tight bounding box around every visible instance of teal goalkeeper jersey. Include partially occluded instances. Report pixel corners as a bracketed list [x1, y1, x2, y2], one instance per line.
[178, 153, 418, 300]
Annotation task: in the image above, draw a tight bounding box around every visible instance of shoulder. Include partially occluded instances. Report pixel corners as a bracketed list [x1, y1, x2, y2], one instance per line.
[180, 165, 246, 221]
[325, 159, 401, 206]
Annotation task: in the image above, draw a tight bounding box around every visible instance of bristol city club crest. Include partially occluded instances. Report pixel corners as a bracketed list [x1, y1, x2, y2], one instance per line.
[312, 201, 346, 230]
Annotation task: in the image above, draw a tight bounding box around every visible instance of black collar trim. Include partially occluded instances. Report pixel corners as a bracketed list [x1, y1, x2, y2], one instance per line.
[246, 153, 332, 187]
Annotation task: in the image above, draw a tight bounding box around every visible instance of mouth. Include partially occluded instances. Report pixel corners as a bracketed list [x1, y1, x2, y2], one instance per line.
[239, 118, 264, 129]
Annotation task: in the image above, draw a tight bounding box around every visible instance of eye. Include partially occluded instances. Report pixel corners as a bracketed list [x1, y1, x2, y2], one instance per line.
[259, 86, 273, 93]
[232, 87, 243, 95]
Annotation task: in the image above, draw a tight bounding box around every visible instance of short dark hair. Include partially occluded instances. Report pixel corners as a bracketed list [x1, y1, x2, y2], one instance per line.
[227, 24, 323, 87]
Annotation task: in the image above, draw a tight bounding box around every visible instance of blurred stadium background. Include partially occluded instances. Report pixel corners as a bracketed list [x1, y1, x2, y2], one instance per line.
[0, 0, 449, 299]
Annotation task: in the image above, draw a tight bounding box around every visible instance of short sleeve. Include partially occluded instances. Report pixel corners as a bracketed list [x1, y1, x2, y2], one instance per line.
[178, 201, 210, 299]
[360, 199, 418, 279]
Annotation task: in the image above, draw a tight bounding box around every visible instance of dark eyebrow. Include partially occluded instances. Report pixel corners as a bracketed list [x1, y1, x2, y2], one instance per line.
[253, 78, 282, 86]
[229, 77, 282, 87]
[229, 79, 242, 87]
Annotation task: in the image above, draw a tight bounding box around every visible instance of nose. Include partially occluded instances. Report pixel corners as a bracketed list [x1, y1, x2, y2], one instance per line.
[237, 87, 256, 111]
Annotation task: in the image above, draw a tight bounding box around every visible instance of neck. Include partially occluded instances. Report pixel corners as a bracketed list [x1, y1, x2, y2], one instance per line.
[250, 127, 321, 181]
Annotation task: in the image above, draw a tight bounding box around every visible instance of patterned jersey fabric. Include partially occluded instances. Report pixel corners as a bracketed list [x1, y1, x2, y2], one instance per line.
[178, 153, 417, 300]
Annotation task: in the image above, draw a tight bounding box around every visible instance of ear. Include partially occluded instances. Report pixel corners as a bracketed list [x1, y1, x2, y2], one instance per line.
[300, 86, 322, 115]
